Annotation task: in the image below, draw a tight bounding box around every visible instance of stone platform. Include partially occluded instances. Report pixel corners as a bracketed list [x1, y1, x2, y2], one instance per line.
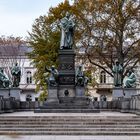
[112, 87, 139, 99]
[34, 109, 100, 113]
[37, 97, 98, 113]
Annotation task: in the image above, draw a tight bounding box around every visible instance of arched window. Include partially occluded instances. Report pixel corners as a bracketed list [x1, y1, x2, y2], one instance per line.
[100, 71, 106, 83]
[26, 71, 32, 84]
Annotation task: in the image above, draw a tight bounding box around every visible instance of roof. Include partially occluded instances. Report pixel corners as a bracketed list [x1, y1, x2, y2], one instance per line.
[0, 44, 32, 57]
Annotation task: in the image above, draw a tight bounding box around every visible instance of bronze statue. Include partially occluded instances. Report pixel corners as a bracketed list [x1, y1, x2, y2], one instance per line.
[45, 65, 59, 86]
[11, 63, 21, 87]
[0, 68, 10, 88]
[112, 61, 123, 87]
[60, 12, 75, 49]
[76, 65, 89, 86]
[124, 69, 136, 88]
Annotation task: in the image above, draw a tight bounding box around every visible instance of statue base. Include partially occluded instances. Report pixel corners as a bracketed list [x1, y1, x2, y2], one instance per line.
[0, 88, 10, 98]
[58, 85, 75, 97]
[123, 88, 137, 98]
[112, 87, 138, 99]
[75, 86, 85, 97]
[10, 88, 21, 100]
[46, 86, 59, 104]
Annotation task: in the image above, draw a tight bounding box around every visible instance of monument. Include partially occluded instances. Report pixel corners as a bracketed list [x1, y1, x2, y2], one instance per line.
[124, 69, 136, 88]
[36, 12, 99, 113]
[0, 68, 10, 88]
[10, 63, 21, 100]
[112, 61, 123, 87]
[112, 66, 138, 99]
[45, 65, 59, 104]
[0, 64, 21, 102]
[123, 69, 137, 98]
[0, 68, 11, 98]
[112, 61, 124, 99]
[58, 12, 76, 100]
[11, 63, 21, 87]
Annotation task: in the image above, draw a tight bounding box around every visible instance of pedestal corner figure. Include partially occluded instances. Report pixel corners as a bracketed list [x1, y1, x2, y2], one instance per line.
[11, 63, 21, 87]
[124, 69, 136, 88]
[112, 61, 123, 87]
[45, 65, 59, 87]
[0, 68, 10, 88]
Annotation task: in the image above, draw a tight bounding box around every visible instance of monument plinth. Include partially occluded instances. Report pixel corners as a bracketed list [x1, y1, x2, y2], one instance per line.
[58, 49, 76, 98]
[10, 88, 21, 100]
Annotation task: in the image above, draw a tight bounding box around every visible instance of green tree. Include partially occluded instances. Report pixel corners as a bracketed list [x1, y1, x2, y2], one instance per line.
[28, 0, 72, 93]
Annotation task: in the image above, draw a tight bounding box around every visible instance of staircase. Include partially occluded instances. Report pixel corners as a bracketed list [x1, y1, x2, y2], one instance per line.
[0, 114, 140, 135]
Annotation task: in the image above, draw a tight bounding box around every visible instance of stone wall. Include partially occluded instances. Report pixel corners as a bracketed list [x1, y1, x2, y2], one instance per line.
[0, 95, 40, 114]
[0, 93, 140, 114]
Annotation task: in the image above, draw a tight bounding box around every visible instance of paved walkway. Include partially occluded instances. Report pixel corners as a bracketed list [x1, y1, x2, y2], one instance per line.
[0, 111, 137, 116]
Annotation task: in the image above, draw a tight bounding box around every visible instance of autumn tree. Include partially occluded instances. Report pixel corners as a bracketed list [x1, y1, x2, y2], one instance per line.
[28, 0, 73, 93]
[72, 0, 140, 82]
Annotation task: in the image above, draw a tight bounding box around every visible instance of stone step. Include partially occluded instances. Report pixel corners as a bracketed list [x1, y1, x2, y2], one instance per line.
[34, 109, 100, 113]
[0, 115, 139, 119]
[0, 117, 139, 120]
[0, 124, 140, 128]
[0, 119, 140, 122]
[0, 130, 140, 135]
[0, 117, 140, 120]
[0, 127, 140, 131]
[1, 121, 140, 124]
[0, 120, 140, 125]
[0, 118, 139, 121]
[40, 106, 89, 109]
[0, 114, 140, 135]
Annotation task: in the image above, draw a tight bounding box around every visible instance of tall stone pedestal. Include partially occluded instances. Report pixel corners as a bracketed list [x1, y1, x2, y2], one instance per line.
[0, 88, 10, 98]
[112, 88, 124, 100]
[46, 87, 59, 104]
[10, 88, 21, 100]
[76, 87, 85, 97]
[58, 50, 76, 98]
[113, 87, 138, 100]
[0, 96, 3, 113]
[123, 88, 137, 98]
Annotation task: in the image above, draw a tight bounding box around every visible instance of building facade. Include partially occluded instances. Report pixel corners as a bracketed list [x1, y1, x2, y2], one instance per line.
[0, 45, 40, 101]
[0, 45, 140, 101]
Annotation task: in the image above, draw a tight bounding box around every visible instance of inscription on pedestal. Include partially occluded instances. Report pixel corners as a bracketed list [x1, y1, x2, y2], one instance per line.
[59, 76, 75, 85]
[59, 63, 74, 71]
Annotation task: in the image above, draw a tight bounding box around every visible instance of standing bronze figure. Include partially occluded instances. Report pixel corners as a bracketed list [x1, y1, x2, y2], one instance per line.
[11, 63, 21, 87]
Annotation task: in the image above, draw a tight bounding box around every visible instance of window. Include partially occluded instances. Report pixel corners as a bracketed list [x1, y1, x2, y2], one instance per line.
[26, 71, 32, 84]
[26, 95, 32, 101]
[100, 71, 106, 84]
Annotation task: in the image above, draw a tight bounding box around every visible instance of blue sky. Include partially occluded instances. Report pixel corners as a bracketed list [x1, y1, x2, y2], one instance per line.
[0, 0, 73, 38]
